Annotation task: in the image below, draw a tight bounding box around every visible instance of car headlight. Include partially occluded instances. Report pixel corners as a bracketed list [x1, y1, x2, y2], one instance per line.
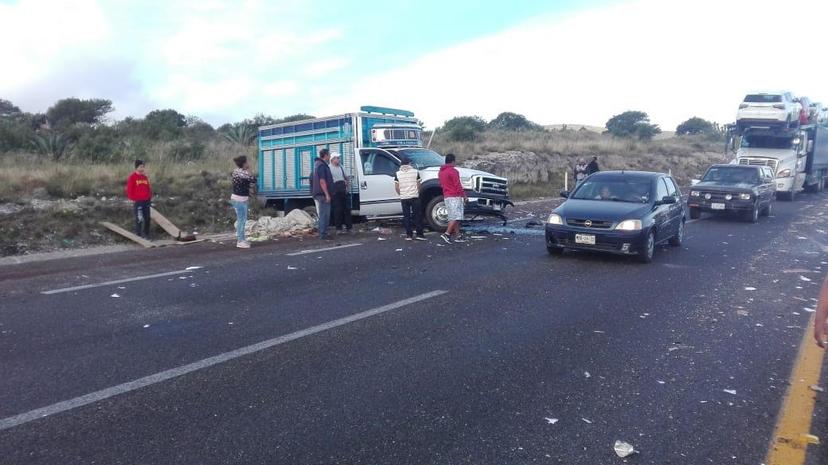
[460, 176, 474, 190]
[739, 193, 751, 200]
[547, 213, 563, 225]
[690, 191, 700, 197]
[615, 219, 642, 231]
[777, 169, 791, 178]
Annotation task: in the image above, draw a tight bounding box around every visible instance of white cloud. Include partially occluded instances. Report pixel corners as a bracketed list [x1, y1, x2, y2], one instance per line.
[304, 57, 351, 77]
[329, 0, 828, 130]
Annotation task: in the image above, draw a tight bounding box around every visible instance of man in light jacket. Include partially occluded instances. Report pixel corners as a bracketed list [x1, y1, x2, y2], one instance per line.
[394, 157, 427, 241]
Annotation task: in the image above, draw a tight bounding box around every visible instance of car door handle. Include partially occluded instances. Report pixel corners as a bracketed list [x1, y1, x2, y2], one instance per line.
[360, 181, 368, 190]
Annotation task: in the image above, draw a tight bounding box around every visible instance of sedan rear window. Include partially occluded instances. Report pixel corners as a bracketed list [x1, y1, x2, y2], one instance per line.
[744, 94, 782, 103]
[571, 179, 652, 203]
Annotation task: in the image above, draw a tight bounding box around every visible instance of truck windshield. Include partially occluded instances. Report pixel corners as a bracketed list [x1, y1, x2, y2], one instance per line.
[744, 94, 782, 103]
[702, 167, 759, 184]
[571, 179, 652, 203]
[392, 149, 445, 169]
[740, 135, 794, 149]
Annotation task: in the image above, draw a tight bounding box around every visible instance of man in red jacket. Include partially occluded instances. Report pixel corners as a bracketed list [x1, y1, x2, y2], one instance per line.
[438, 153, 468, 243]
[125, 159, 153, 239]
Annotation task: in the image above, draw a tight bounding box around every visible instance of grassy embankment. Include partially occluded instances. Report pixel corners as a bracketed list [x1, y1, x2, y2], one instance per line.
[0, 130, 725, 255]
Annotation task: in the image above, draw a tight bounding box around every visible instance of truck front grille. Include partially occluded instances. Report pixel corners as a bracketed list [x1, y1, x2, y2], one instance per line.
[475, 176, 508, 196]
[739, 158, 778, 172]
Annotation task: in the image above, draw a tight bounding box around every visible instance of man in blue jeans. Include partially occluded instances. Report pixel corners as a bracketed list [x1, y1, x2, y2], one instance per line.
[311, 149, 334, 240]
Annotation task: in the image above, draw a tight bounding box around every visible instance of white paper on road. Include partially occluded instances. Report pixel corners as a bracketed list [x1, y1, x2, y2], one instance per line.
[544, 417, 558, 424]
[723, 389, 737, 395]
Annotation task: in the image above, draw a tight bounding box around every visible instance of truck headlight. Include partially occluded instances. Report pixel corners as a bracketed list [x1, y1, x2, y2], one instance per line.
[615, 219, 642, 231]
[460, 176, 474, 190]
[739, 193, 751, 200]
[547, 213, 563, 225]
[690, 191, 700, 197]
[777, 169, 791, 178]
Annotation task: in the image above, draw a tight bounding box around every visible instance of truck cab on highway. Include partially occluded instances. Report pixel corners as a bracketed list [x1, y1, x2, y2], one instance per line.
[728, 120, 828, 200]
[255, 106, 511, 231]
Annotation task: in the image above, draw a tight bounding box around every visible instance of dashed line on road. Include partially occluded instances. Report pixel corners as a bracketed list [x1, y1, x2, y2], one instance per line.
[765, 314, 826, 465]
[286, 243, 363, 256]
[40, 269, 200, 295]
[0, 289, 448, 432]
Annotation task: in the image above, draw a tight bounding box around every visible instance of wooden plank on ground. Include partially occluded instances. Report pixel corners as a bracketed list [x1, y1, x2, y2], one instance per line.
[100, 222, 156, 248]
[149, 207, 182, 240]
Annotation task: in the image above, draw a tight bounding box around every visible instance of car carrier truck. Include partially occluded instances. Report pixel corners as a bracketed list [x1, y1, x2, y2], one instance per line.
[728, 119, 828, 200]
[255, 106, 511, 231]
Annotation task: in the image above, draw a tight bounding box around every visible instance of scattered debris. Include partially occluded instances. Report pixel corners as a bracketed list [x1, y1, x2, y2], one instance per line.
[581, 418, 592, 424]
[804, 307, 816, 313]
[756, 323, 764, 327]
[800, 276, 812, 282]
[544, 417, 559, 424]
[117, 286, 126, 290]
[185, 266, 202, 271]
[744, 287, 757, 291]
[378, 237, 388, 241]
[723, 389, 737, 395]
[150, 207, 197, 241]
[287, 266, 298, 270]
[614, 440, 638, 458]
[584, 371, 591, 378]
[100, 222, 156, 248]
[736, 310, 749, 317]
[143, 324, 150, 328]
[593, 330, 606, 334]
[811, 385, 825, 393]
[110, 293, 120, 298]
[244, 210, 316, 240]
[371, 227, 393, 235]
[657, 380, 666, 385]
[395, 248, 403, 252]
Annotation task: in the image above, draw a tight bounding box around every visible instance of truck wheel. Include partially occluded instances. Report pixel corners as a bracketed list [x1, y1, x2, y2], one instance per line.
[689, 207, 701, 219]
[425, 196, 449, 232]
[746, 202, 759, 223]
[761, 201, 772, 217]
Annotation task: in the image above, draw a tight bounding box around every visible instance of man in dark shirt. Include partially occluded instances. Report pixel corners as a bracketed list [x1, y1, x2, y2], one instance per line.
[311, 148, 334, 240]
[587, 156, 600, 175]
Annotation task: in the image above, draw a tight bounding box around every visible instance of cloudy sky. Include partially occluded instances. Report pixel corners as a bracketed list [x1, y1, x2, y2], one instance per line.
[1, 0, 826, 130]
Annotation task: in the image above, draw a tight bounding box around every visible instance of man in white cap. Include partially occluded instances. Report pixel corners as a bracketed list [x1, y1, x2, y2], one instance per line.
[329, 152, 352, 233]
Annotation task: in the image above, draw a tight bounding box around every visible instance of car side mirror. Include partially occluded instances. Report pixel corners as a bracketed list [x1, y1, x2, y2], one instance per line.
[560, 190, 569, 199]
[658, 196, 677, 205]
[690, 179, 700, 186]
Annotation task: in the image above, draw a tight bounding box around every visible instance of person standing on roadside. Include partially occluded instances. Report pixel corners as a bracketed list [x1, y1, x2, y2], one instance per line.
[125, 159, 152, 239]
[438, 153, 468, 244]
[230, 156, 256, 249]
[329, 152, 353, 234]
[813, 275, 828, 347]
[312, 148, 334, 240]
[574, 159, 588, 186]
[587, 156, 600, 175]
[395, 157, 427, 241]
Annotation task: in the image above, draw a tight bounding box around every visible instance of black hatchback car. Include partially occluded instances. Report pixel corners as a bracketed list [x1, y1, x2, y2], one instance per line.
[545, 171, 686, 263]
[687, 164, 775, 223]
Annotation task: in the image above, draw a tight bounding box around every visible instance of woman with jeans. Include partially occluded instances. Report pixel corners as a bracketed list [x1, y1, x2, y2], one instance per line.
[230, 156, 256, 249]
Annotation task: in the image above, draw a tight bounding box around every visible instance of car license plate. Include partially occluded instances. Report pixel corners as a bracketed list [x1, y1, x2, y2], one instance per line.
[575, 234, 596, 245]
[711, 203, 725, 210]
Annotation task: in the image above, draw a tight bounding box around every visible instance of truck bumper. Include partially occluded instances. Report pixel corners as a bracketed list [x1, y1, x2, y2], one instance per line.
[775, 176, 795, 193]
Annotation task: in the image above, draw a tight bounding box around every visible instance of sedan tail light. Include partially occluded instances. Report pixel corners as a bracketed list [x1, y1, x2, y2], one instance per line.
[773, 104, 786, 109]
[739, 103, 749, 109]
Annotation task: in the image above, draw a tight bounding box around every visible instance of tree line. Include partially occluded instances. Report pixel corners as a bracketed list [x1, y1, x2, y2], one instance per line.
[438, 110, 723, 142]
[0, 97, 312, 162]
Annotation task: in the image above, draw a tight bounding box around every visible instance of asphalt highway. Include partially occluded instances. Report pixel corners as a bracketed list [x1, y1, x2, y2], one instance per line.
[1, 194, 827, 465]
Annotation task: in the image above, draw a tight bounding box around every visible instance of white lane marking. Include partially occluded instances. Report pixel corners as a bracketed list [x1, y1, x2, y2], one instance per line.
[286, 243, 363, 256]
[41, 270, 198, 295]
[0, 290, 448, 431]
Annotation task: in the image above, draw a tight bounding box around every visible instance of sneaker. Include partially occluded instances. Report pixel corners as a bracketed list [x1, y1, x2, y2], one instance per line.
[453, 236, 466, 243]
[440, 233, 451, 244]
[415, 236, 428, 242]
[236, 241, 251, 249]
[406, 236, 413, 241]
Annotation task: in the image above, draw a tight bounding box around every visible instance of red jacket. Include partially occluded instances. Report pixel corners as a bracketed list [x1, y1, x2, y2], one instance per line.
[438, 164, 465, 198]
[125, 172, 152, 201]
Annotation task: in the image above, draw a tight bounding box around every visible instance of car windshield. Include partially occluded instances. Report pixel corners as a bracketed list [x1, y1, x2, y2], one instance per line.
[702, 167, 759, 184]
[393, 149, 445, 169]
[744, 94, 782, 103]
[571, 178, 652, 203]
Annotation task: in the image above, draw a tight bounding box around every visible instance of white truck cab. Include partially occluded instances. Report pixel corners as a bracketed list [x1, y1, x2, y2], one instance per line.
[256, 106, 511, 230]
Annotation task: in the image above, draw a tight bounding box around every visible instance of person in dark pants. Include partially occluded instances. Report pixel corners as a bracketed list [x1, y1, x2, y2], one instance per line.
[587, 156, 600, 175]
[329, 152, 352, 233]
[311, 148, 334, 240]
[394, 157, 427, 241]
[125, 159, 152, 239]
